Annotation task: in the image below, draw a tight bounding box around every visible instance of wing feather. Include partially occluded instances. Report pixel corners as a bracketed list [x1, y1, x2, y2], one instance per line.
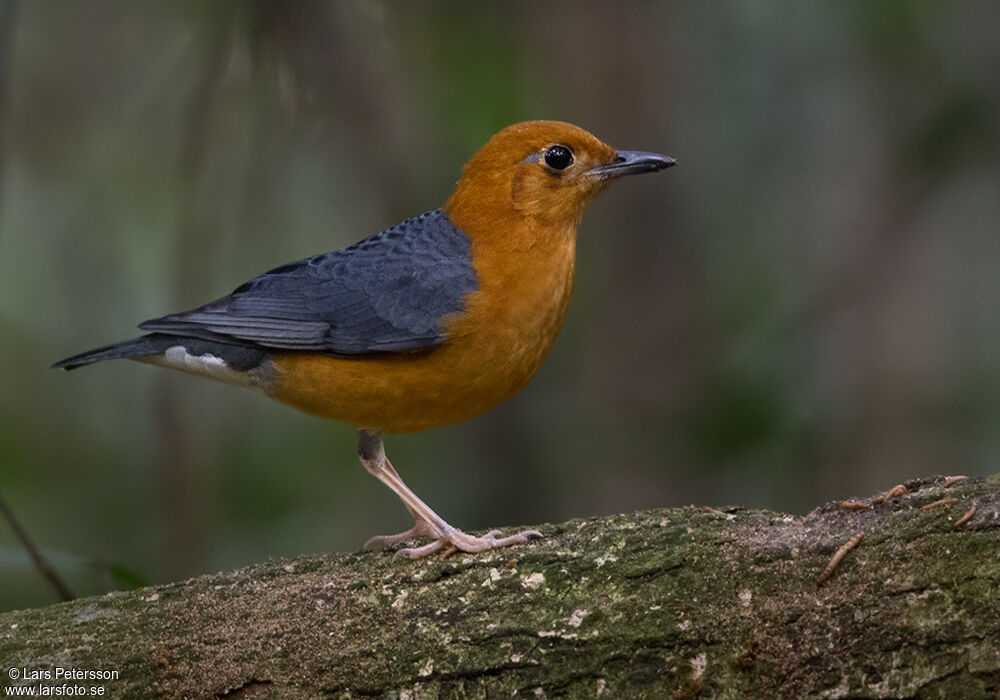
[138, 209, 477, 355]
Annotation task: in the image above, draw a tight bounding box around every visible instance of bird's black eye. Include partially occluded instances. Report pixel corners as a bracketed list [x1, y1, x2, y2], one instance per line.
[544, 145, 574, 171]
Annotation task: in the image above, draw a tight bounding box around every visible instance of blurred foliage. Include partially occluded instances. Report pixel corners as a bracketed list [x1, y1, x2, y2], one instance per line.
[1, 0, 998, 610]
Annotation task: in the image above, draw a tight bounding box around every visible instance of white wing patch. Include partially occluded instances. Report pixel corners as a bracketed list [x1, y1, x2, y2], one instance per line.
[146, 345, 257, 388]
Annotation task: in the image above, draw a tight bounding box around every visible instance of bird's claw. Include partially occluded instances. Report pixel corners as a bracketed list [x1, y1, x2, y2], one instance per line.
[363, 519, 437, 550]
[393, 527, 543, 560]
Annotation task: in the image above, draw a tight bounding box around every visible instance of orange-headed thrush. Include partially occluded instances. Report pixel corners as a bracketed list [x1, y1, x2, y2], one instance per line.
[55, 121, 675, 558]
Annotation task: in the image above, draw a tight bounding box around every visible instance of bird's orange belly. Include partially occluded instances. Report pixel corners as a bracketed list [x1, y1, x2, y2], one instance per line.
[268, 286, 571, 433]
[269, 331, 551, 433]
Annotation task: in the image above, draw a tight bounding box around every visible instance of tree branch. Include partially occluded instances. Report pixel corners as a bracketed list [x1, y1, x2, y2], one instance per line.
[0, 490, 74, 602]
[2, 475, 998, 698]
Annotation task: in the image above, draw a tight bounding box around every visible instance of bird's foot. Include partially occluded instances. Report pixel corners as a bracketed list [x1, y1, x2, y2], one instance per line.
[394, 527, 543, 560]
[356, 432, 542, 559]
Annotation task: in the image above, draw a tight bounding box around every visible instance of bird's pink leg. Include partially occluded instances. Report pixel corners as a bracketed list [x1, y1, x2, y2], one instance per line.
[361, 457, 437, 548]
[357, 431, 542, 559]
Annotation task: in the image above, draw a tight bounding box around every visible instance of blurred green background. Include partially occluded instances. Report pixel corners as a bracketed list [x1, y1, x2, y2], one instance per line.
[1, 1, 999, 611]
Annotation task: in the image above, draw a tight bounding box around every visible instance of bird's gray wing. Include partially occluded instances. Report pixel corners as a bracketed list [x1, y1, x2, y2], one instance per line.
[139, 209, 478, 355]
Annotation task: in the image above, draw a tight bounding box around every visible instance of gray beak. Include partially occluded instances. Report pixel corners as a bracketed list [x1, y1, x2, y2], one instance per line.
[590, 150, 676, 179]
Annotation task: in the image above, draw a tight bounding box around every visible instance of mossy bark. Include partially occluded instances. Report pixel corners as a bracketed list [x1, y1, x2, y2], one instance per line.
[2, 475, 999, 699]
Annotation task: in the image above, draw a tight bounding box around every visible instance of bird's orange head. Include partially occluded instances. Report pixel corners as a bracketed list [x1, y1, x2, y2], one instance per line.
[445, 120, 674, 235]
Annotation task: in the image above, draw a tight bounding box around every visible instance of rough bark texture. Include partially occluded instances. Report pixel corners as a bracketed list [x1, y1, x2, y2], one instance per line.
[2, 475, 999, 699]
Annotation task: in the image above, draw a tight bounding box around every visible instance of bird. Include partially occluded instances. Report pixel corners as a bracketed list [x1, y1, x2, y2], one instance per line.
[54, 120, 675, 559]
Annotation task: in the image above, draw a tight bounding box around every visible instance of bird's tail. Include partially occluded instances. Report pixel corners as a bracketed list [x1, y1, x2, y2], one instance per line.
[52, 334, 177, 370]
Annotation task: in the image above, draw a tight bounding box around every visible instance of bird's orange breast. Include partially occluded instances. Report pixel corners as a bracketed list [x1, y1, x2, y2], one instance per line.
[268, 219, 577, 434]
